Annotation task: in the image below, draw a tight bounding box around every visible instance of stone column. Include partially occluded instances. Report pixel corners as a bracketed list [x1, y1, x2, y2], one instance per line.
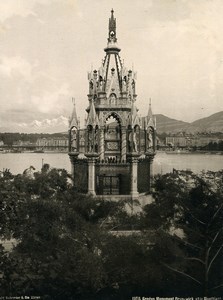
[99, 128, 105, 160]
[138, 128, 141, 152]
[149, 155, 155, 192]
[70, 157, 74, 178]
[85, 153, 98, 196]
[85, 129, 88, 153]
[145, 153, 155, 193]
[129, 153, 140, 199]
[68, 130, 71, 152]
[131, 158, 138, 198]
[76, 129, 80, 152]
[92, 128, 95, 152]
[68, 152, 79, 184]
[121, 127, 127, 162]
[87, 158, 96, 196]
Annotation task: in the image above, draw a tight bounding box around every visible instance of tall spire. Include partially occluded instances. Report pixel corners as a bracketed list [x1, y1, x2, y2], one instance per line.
[146, 98, 155, 129]
[108, 9, 117, 43]
[86, 99, 99, 127]
[147, 98, 153, 119]
[69, 97, 79, 129]
[130, 101, 140, 127]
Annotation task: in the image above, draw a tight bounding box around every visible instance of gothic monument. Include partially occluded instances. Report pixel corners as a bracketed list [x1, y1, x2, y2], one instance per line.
[68, 10, 156, 199]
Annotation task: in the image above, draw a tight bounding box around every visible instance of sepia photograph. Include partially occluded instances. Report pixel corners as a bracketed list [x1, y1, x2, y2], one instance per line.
[0, 0, 223, 299]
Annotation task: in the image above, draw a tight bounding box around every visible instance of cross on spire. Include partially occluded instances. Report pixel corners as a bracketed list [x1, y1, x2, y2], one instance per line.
[108, 8, 117, 43]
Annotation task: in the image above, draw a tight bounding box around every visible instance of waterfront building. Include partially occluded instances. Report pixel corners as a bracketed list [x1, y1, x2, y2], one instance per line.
[12, 140, 36, 148]
[165, 135, 223, 149]
[68, 10, 156, 199]
[36, 137, 68, 150]
[190, 136, 223, 148]
[166, 136, 188, 148]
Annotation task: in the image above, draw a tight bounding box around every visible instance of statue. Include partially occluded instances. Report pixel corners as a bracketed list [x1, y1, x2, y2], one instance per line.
[99, 76, 104, 91]
[122, 76, 127, 92]
[128, 130, 138, 152]
[88, 131, 93, 152]
[95, 128, 99, 152]
[131, 79, 135, 94]
[133, 131, 138, 152]
[71, 127, 77, 152]
[147, 127, 153, 150]
[110, 93, 116, 105]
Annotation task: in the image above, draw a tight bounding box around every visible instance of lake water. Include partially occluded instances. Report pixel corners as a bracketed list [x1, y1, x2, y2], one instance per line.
[0, 152, 222, 175]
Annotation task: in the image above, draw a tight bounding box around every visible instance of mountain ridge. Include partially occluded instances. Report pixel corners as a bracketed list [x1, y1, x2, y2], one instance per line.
[155, 114, 189, 133]
[0, 111, 222, 134]
[155, 111, 223, 133]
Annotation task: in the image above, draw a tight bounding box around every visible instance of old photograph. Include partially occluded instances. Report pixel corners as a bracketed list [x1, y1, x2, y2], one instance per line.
[0, 0, 222, 299]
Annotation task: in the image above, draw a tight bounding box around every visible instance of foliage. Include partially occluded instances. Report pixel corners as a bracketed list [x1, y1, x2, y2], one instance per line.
[0, 166, 150, 299]
[1, 167, 223, 298]
[202, 140, 223, 151]
[141, 170, 223, 296]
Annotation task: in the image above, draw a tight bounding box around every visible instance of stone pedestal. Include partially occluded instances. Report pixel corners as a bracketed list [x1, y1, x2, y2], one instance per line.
[127, 153, 140, 199]
[68, 152, 79, 178]
[145, 151, 155, 192]
[85, 153, 98, 196]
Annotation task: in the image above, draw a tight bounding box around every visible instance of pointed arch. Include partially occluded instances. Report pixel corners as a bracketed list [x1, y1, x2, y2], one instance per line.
[104, 111, 123, 126]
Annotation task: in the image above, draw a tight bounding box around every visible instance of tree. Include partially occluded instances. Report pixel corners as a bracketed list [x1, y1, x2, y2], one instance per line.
[141, 170, 223, 296]
[0, 166, 142, 299]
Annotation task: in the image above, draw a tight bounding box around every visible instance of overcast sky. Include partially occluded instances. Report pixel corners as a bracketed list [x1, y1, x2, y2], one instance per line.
[0, 0, 223, 131]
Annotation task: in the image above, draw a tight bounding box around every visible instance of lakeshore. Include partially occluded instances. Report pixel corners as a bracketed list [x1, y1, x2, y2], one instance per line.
[0, 151, 222, 175]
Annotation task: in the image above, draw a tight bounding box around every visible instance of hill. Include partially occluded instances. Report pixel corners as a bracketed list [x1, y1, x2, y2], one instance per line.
[155, 111, 223, 134]
[1, 111, 222, 135]
[186, 111, 223, 133]
[155, 114, 189, 133]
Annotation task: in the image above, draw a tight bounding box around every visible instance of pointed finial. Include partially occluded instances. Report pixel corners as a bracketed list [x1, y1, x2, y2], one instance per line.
[69, 97, 79, 129]
[108, 9, 117, 43]
[86, 98, 99, 127]
[148, 98, 153, 119]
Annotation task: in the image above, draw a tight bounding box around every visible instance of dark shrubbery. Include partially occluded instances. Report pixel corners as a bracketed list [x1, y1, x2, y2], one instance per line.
[0, 167, 222, 298]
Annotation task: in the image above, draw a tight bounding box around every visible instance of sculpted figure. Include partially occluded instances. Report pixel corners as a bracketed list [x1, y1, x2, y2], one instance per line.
[133, 131, 138, 152]
[128, 131, 138, 152]
[122, 76, 127, 92]
[71, 127, 77, 152]
[147, 128, 153, 150]
[95, 128, 99, 152]
[88, 133, 93, 152]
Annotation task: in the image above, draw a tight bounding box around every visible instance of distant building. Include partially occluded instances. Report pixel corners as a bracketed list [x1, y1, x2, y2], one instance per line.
[190, 136, 223, 148]
[0, 140, 4, 146]
[166, 135, 223, 148]
[13, 140, 34, 146]
[166, 136, 188, 148]
[36, 137, 68, 150]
